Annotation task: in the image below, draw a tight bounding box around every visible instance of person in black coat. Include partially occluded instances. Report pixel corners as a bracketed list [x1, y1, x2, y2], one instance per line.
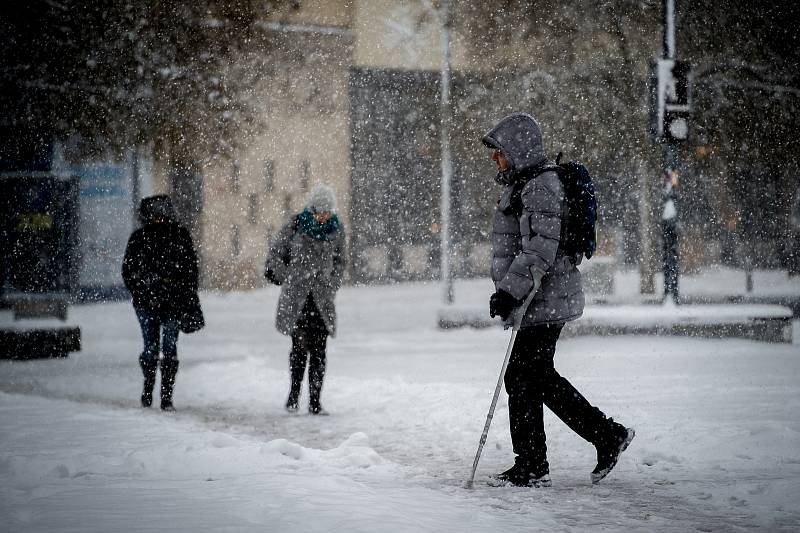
[661, 169, 680, 304]
[122, 195, 200, 411]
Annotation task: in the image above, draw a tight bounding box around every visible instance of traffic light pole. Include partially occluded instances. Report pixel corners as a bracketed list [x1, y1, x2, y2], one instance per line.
[644, 0, 688, 299]
[662, 0, 680, 303]
[662, 0, 680, 172]
[663, 0, 676, 60]
[662, 0, 680, 167]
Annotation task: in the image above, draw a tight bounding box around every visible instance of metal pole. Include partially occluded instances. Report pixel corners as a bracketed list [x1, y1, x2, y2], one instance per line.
[662, 0, 680, 301]
[439, 0, 454, 304]
[664, 0, 676, 59]
[643, 0, 676, 297]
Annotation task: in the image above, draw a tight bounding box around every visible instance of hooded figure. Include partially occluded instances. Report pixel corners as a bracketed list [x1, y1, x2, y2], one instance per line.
[482, 113, 634, 488]
[482, 112, 583, 327]
[482, 112, 548, 186]
[122, 195, 200, 411]
[264, 184, 346, 415]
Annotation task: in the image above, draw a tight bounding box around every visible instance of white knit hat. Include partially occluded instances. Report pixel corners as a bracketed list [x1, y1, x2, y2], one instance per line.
[306, 184, 337, 213]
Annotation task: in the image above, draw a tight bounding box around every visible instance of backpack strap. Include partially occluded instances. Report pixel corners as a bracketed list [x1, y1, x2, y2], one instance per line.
[534, 164, 562, 176]
[502, 163, 563, 218]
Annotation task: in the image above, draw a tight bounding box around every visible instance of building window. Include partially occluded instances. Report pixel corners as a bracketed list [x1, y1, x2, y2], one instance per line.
[263, 159, 275, 193]
[247, 193, 259, 225]
[283, 193, 292, 216]
[231, 224, 240, 257]
[299, 160, 310, 192]
[229, 161, 241, 194]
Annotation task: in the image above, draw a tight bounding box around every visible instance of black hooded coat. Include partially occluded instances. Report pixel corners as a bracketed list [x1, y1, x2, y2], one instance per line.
[122, 196, 200, 326]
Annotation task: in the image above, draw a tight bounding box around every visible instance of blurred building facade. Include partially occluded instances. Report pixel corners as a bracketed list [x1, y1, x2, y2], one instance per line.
[147, 0, 799, 289]
[180, 0, 648, 289]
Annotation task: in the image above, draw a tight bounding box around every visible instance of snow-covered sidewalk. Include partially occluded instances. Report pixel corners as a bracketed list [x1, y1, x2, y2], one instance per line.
[1, 393, 542, 532]
[2, 277, 800, 531]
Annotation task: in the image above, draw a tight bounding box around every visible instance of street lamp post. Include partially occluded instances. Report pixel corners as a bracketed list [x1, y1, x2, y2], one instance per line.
[439, 0, 454, 304]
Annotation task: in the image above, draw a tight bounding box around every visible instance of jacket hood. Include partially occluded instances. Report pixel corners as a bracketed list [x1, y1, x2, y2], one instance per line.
[482, 113, 547, 180]
[139, 195, 176, 224]
[305, 184, 337, 213]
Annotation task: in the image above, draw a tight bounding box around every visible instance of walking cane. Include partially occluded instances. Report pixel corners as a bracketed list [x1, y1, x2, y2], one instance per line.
[465, 289, 537, 489]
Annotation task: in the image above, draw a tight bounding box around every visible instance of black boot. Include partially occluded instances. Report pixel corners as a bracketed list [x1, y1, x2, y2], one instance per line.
[591, 423, 635, 484]
[160, 359, 179, 411]
[488, 458, 551, 488]
[308, 362, 328, 415]
[139, 356, 158, 408]
[287, 332, 308, 413]
[286, 358, 305, 413]
[285, 387, 300, 413]
[308, 382, 325, 415]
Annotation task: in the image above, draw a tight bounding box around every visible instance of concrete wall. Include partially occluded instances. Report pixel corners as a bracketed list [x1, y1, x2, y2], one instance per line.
[200, 5, 354, 289]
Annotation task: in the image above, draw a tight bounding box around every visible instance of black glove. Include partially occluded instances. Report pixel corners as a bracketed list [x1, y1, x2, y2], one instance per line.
[264, 268, 282, 286]
[489, 290, 521, 321]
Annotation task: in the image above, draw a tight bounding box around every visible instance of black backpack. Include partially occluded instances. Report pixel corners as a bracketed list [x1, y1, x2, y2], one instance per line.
[512, 153, 596, 260]
[552, 152, 597, 260]
[506, 152, 597, 259]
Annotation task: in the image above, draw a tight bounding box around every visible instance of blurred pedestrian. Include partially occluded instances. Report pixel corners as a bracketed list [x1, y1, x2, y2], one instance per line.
[122, 195, 202, 411]
[482, 112, 634, 487]
[264, 185, 346, 415]
[662, 169, 680, 303]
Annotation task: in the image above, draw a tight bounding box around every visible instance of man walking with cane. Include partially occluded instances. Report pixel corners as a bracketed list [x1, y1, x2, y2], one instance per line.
[479, 113, 634, 487]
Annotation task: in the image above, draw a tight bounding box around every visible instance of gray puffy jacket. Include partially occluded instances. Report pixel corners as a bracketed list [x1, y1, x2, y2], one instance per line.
[265, 215, 346, 336]
[483, 113, 584, 327]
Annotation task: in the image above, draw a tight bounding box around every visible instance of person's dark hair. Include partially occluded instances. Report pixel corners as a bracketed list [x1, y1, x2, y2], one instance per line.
[139, 195, 176, 224]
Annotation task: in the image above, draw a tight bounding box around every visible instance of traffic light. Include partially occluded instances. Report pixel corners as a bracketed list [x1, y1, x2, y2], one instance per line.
[664, 109, 689, 142]
[650, 59, 692, 143]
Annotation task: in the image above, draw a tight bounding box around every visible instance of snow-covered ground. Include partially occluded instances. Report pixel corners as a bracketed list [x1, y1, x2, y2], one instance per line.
[2, 272, 800, 532]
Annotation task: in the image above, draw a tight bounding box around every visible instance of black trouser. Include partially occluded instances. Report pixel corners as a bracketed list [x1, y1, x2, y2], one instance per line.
[289, 296, 328, 409]
[135, 308, 179, 363]
[504, 324, 616, 472]
[662, 220, 680, 300]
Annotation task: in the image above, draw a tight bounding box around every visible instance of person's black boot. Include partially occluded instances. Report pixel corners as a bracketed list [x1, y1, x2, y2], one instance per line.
[308, 404, 329, 416]
[308, 368, 328, 415]
[488, 458, 551, 488]
[285, 389, 300, 413]
[287, 345, 306, 413]
[591, 424, 635, 484]
[308, 361, 327, 415]
[139, 356, 158, 408]
[160, 359, 179, 412]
